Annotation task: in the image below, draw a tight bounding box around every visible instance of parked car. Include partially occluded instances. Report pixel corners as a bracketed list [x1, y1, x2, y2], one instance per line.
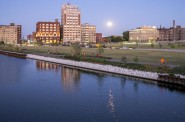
[120, 46, 128, 50]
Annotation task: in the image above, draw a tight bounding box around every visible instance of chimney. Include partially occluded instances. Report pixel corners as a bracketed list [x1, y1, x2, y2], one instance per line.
[55, 19, 59, 23]
[10, 23, 15, 26]
[173, 20, 175, 28]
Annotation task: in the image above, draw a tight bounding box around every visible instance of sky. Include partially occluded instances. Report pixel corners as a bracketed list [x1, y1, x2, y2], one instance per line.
[1, 0, 185, 37]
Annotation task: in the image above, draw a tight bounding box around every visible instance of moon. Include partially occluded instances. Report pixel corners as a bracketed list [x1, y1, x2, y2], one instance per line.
[107, 21, 113, 27]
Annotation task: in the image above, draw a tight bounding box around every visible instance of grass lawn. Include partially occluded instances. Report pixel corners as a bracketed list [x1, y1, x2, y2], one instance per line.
[20, 46, 185, 66]
[107, 41, 185, 49]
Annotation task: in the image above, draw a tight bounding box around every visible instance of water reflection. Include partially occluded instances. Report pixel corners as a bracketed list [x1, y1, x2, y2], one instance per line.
[35, 60, 185, 94]
[120, 77, 126, 88]
[1, 54, 185, 122]
[36, 61, 60, 71]
[61, 66, 81, 88]
[0, 55, 25, 84]
[107, 89, 115, 113]
[133, 81, 139, 92]
[107, 89, 119, 122]
[96, 74, 105, 87]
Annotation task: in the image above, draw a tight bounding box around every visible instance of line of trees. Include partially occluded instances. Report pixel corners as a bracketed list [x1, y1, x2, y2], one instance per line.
[105, 31, 129, 42]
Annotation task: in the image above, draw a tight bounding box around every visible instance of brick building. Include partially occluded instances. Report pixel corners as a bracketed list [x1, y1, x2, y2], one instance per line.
[96, 33, 102, 43]
[36, 19, 60, 44]
[0, 23, 22, 44]
[158, 20, 185, 41]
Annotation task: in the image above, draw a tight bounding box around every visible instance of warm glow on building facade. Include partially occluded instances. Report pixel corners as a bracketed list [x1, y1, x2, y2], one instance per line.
[129, 26, 159, 42]
[81, 23, 96, 43]
[36, 19, 60, 44]
[0, 23, 21, 44]
[62, 3, 81, 43]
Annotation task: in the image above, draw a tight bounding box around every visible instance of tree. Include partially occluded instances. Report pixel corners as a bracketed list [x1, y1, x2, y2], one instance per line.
[133, 56, 139, 63]
[71, 43, 82, 57]
[122, 31, 129, 41]
[0, 41, 5, 45]
[109, 36, 123, 42]
[37, 40, 43, 46]
[97, 44, 104, 55]
[151, 43, 154, 48]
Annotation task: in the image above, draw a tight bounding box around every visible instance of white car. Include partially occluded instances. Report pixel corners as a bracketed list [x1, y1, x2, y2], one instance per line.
[120, 46, 128, 50]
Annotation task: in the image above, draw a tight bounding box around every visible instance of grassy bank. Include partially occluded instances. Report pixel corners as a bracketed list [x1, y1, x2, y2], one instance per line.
[107, 41, 185, 49]
[18, 45, 185, 66]
[1, 44, 185, 75]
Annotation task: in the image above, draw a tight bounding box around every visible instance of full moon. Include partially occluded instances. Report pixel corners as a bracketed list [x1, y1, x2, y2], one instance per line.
[107, 21, 113, 27]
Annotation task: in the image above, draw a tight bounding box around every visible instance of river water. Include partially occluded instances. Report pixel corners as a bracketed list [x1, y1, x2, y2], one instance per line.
[0, 55, 185, 122]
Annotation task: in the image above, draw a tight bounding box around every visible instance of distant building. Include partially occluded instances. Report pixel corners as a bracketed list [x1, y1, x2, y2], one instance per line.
[27, 34, 32, 40]
[61, 3, 81, 43]
[27, 32, 36, 41]
[129, 26, 159, 42]
[158, 20, 185, 41]
[32, 32, 36, 42]
[0, 23, 22, 44]
[36, 19, 60, 44]
[81, 23, 96, 43]
[96, 33, 102, 43]
[158, 28, 172, 41]
[102, 37, 110, 43]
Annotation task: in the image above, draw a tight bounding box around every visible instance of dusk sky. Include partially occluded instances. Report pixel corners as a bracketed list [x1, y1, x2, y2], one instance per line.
[1, 0, 185, 37]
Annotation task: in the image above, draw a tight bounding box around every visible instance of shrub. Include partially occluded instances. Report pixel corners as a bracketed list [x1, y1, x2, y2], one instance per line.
[133, 56, 139, 63]
[171, 65, 185, 75]
[159, 42, 162, 48]
[97, 44, 104, 55]
[171, 44, 175, 48]
[71, 43, 82, 58]
[151, 43, 154, 48]
[121, 56, 127, 63]
[0, 41, 5, 45]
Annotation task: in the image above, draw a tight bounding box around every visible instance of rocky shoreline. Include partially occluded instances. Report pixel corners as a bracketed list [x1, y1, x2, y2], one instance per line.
[27, 54, 159, 80]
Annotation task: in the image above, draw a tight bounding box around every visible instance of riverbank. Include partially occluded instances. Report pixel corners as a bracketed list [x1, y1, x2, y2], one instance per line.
[0, 50, 26, 58]
[26, 54, 158, 80]
[27, 54, 185, 86]
[0, 49, 185, 86]
[20, 45, 185, 66]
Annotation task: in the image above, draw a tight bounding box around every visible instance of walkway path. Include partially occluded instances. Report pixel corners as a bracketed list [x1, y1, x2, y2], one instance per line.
[135, 49, 185, 53]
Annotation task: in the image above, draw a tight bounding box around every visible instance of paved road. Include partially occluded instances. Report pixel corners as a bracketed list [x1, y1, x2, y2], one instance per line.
[135, 49, 185, 53]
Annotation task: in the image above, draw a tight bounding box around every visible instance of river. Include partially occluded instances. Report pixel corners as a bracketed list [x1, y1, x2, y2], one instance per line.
[0, 55, 185, 122]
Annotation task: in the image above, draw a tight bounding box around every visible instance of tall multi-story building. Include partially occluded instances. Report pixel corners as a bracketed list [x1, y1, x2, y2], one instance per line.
[36, 19, 60, 44]
[129, 26, 159, 42]
[61, 3, 81, 43]
[81, 23, 96, 43]
[158, 20, 185, 41]
[0, 23, 21, 44]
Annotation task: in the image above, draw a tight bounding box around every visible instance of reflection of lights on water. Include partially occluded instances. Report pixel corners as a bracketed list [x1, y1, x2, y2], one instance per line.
[107, 89, 119, 122]
[107, 89, 115, 113]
